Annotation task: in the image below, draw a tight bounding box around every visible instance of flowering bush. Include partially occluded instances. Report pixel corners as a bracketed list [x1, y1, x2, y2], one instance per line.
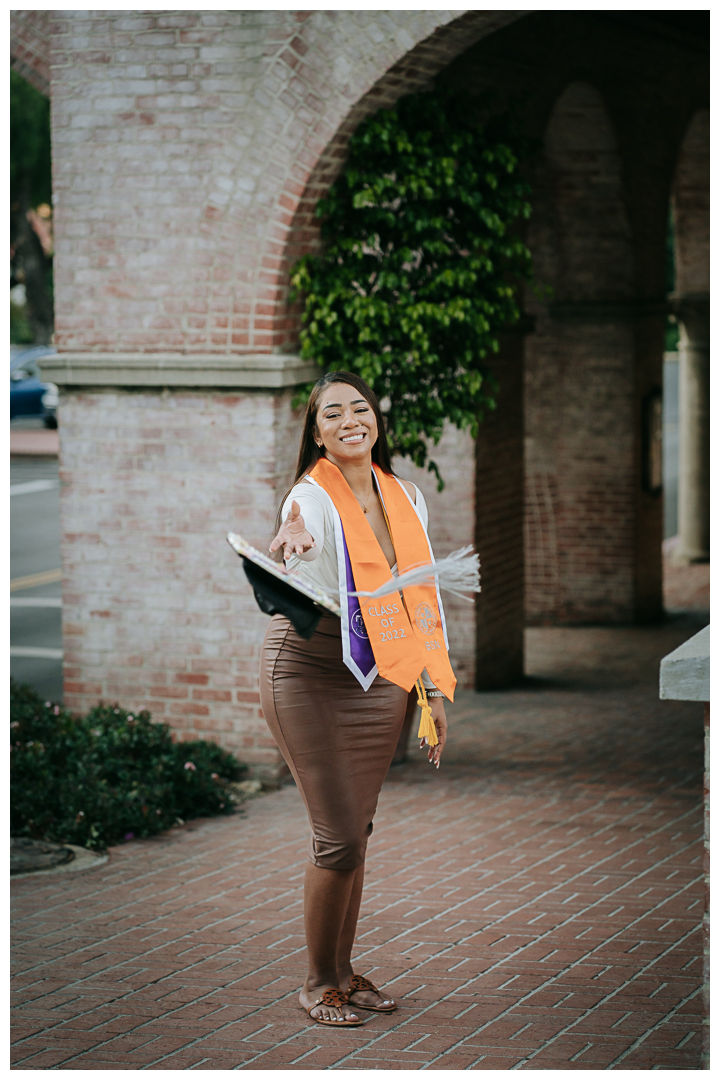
[10, 680, 246, 850]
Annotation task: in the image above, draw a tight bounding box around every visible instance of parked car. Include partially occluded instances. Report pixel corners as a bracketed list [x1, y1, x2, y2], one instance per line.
[10, 346, 58, 428]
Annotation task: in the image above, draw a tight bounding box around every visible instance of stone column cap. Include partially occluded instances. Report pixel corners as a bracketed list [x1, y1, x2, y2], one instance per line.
[39, 352, 320, 389]
[659, 624, 709, 701]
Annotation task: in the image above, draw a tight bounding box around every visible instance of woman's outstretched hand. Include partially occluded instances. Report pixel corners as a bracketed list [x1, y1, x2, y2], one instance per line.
[420, 698, 447, 769]
[269, 500, 316, 562]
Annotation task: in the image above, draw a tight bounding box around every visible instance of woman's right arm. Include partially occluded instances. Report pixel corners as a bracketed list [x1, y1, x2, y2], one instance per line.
[270, 487, 325, 563]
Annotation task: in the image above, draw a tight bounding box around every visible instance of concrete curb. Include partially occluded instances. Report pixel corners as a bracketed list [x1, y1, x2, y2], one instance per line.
[11, 844, 109, 880]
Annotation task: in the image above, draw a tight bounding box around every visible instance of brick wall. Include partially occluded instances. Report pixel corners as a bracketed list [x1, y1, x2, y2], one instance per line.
[59, 388, 301, 762]
[49, 10, 523, 356]
[673, 109, 710, 296]
[11, 11, 51, 96]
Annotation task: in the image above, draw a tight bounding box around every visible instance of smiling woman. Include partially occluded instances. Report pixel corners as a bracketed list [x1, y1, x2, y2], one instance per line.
[260, 370, 456, 1027]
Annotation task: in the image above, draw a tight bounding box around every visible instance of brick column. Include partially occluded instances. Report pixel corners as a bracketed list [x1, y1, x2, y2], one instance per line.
[672, 302, 710, 566]
[671, 109, 709, 566]
[393, 425, 477, 690]
[475, 330, 525, 688]
[674, 299, 710, 563]
[632, 310, 665, 622]
[45, 354, 315, 765]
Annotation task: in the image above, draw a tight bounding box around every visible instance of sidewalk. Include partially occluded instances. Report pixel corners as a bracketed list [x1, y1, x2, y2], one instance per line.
[11, 616, 706, 1070]
[10, 428, 59, 457]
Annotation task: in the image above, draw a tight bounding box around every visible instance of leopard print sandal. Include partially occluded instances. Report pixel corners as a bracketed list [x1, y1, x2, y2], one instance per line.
[346, 974, 398, 1013]
[305, 987, 365, 1027]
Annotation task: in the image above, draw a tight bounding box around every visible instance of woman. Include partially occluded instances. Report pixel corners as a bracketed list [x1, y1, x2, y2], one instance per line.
[261, 371, 456, 1027]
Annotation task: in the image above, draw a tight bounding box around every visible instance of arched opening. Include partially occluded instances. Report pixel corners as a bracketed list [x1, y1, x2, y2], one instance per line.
[266, 12, 529, 690]
[525, 81, 637, 624]
[263, 11, 528, 355]
[669, 109, 709, 565]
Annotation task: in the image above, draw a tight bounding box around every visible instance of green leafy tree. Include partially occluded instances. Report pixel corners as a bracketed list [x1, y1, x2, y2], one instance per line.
[291, 88, 535, 485]
[10, 69, 54, 344]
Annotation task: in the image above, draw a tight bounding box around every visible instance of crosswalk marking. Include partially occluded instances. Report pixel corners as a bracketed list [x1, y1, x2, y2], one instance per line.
[10, 569, 62, 592]
[10, 479, 59, 496]
[10, 647, 63, 660]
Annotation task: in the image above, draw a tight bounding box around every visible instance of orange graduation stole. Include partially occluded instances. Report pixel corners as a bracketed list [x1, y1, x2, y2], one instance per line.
[309, 458, 456, 702]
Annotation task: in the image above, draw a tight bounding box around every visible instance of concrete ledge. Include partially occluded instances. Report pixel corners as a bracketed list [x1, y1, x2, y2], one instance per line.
[659, 624, 710, 701]
[38, 353, 320, 389]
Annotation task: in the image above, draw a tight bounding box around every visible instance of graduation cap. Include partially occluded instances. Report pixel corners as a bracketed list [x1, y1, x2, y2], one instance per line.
[227, 533, 340, 640]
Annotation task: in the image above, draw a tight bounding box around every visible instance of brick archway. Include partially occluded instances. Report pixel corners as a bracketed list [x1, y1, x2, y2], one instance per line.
[10, 10, 52, 96]
[40, 11, 707, 753]
[42, 10, 526, 356]
[254, 11, 528, 353]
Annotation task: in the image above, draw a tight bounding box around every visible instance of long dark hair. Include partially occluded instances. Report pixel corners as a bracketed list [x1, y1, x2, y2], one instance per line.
[294, 370, 394, 482]
[273, 372, 395, 547]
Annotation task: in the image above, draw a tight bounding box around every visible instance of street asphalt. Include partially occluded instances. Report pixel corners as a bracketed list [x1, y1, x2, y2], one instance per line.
[11, 455, 63, 702]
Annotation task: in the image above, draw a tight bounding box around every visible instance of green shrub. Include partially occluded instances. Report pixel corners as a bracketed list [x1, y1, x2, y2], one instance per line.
[10, 680, 246, 850]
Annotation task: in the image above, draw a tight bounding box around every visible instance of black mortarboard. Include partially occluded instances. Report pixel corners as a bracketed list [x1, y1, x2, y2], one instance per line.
[227, 533, 340, 640]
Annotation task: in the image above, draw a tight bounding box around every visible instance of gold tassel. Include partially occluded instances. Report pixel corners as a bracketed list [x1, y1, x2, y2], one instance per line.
[415, 680, 438, 746]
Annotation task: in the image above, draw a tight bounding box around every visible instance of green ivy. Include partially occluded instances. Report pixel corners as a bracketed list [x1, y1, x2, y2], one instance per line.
[291, 88, 535, 486]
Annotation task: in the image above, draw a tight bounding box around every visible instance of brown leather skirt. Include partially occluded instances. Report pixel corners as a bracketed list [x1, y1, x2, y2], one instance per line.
[260, 613, 408, 870]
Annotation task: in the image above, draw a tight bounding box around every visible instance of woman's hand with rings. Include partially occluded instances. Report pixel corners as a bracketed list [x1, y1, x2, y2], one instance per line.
[269, 500, 316, 562]
[420, 697, 447, 769]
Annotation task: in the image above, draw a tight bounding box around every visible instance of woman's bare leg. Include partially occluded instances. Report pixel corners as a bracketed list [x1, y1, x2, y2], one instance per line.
[337, 863, 396, 1011]
[336, 861, 364, 984]
[299, 863, 360, 1022]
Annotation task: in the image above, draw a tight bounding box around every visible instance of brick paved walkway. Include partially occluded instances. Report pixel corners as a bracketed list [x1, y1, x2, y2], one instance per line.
[12, 618, 707, 1070]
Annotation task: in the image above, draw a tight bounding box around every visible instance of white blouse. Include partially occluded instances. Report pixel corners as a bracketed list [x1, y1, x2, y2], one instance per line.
[281, 478, 429, 592]
[280, 477, 438, 690]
